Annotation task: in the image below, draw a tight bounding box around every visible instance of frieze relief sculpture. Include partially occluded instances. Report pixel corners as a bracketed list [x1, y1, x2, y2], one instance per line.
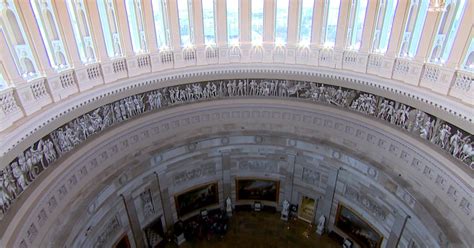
[1, 78, 472, 219]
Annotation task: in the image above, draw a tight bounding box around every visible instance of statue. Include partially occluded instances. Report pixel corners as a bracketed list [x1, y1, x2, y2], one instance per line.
[226, 196, 232, 216]
[281, 200, 290, 221]
[316, 215, 326, 235]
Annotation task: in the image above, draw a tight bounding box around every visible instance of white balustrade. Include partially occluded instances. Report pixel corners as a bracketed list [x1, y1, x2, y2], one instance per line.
[420, 63, 456, 95]
[0, 88, 23, 131]
[0, 45, 472, 133]
[449, 70, 474, 105]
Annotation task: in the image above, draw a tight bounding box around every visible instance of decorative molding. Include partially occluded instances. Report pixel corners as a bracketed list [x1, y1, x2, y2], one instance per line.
[1, 78, 472, 220]
[173, 164, 216, 185]
[238, 160, 278, 173]
[344, 185, 389, 221]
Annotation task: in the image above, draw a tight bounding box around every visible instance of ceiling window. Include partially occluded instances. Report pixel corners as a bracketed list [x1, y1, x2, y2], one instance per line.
[430, 0, 466, 64]
[251, 0, 264, 44]
[66, 0, 96, 64]
[227, 0, 239, 45]
[274, 0, 289, 45]
[0, 0, 39, 79]
[322, 0, 341, 47]
[152, 0, 171, 49]
[299, 0, 315, 45]
[346, 0, 368, 50]
[202, 0, 216, 45]
[125, 0, 147, 53]
[97, 0, 122, 58]
[31, 0, 69, 70]
[177, 0, 194, 47]
[400, 0, 429, 58]
[372, 0, 398, 53]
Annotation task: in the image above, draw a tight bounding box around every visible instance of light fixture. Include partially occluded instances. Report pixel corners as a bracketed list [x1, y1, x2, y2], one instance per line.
[428, 0, 446, 12]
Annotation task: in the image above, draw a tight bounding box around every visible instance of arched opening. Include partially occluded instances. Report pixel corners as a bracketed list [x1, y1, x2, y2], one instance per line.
[5, 9, 24, 45]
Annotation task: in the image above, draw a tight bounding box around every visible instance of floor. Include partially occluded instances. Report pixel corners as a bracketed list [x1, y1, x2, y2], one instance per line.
[160, 211, 340, 248]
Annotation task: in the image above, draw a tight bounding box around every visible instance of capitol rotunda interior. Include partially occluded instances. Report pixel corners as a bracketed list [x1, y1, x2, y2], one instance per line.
[0, 0, 472, 247]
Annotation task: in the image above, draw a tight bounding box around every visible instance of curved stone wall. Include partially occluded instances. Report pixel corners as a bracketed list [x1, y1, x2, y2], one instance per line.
[1, 77, 472, 223]
[1, 99, 471, 248]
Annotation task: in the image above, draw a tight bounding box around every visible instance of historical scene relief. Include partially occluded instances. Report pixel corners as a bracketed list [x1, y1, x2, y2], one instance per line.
[335, 204, 382, 248]
[236, 179, 279, 202]
[175, 183, 218, 217]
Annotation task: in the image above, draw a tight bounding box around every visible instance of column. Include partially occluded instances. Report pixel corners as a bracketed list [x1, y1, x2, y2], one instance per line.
[85, 0, 111, 63]
[286, 0, 299, 46]
[121, 194, 146, 248]
[414, 11, 439, 63]
[315, 166, 339, 229]
[262, 0, 275, 62]
[0, 32, 23, 83]
[16, 0, 55, 76]
[386, 212, 410, 248]
[192, 0, 205, 46]
[385, 0, 409, 57]
[285, 0, 300, 63]
[334, 0, 350, 50]
[115, 0, 135, 57]
[142, 0, 165, 71]
[240, 0, 251, 44]
[446, 1, 473, 68]
[263, 0, 275, 43]
[221, 153, 232, 199]
[286, 154, 296, 203]
[311, 0, 325, 47]
[193, 0, 207, 65]
[142, 0, 159, 53]
[215, 0, 228, 46]
[53, 0, 82, 68]
[359, 0, 378, 53]
[168, 0, 182, 51]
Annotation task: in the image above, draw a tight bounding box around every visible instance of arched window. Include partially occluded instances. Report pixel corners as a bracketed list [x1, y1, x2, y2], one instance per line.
[399, 0, 429, 58]
[299, 0, 315, 45]
[226, 0, 239, 45]
[274, 0, 289, 45]
[462, 38, 473, 71]
[31, 0, 69, 70]
[251, 0, 263, 45]
[346, 0, 368, 50]
[429, 0, 466, 64]
[372, 0, 398, 54]
[201, 0, 216, 45]
[0, 0, 39, 79]
[66, 0, 96, 64]
[97, 0, 122, 57]
[177, 0, 193, 47]
[322, 0, 341, 47]
[152, 0, 171, 49]
[125, 0, 147, 53]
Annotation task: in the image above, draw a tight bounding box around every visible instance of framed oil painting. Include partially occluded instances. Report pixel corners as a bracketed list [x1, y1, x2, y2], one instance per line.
[175, 182, 219, 217]
[335, 204, 382, 248]
[236, 179, 279, 202]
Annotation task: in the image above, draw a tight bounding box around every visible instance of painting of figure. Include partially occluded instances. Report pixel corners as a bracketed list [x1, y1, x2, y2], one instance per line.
[236, 179, 279, 202]
[175, 183, 219, 217]
[335, 204, 382, 248]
